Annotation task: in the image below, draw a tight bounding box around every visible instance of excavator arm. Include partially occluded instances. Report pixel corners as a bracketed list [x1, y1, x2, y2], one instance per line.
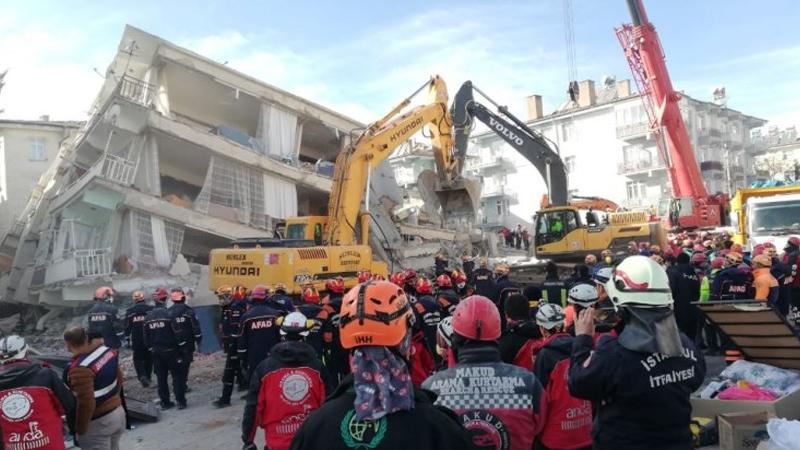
[325, 75, 468, 246]
[452, 81, 570, 206]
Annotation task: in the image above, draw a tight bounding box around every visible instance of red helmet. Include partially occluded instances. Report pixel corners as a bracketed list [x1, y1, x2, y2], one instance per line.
[152, 287, 169, 302]
[389, 272, 404, 286]
[402, 269, 417, 285]
[415, 277, 433, 295]
[94, 286, 114, 301]
[357, 269, 372, 283]
[451, 269, 467, 285]
[693, 244, 705, 253]
[452, 295, 501, 342]
[170, 288, 186, 302]
[711, 257, 725, 269]
[762, 242, 776, 249]
[435, 274, 453, 288]
[302, 286, 320, 304]
[787, 236, 800, 248]
[691, 252, 707, 264]
[251, 285, 270, 301]
[325, 278, 345, 294]
[232, 285, 247, 301]
[752, 244, 765, 257]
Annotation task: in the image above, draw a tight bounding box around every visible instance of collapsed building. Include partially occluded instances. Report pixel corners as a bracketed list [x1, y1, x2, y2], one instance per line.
[0, 26, 471, 324]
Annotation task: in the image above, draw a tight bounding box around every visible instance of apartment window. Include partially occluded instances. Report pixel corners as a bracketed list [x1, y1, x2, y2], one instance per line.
[564, 156, 576, 173]
[29, 138, 46, 161]
[496, 199, 504, 216]
[626, 181, 646, 199]
[561, 122, 575, 142]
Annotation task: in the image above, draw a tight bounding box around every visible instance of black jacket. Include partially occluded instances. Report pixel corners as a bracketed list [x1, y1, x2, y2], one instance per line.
[499, 320, 541, 365]
[124, 302, 154, 350]
[290, 375, 476, 450]
[532, 333, 572, 387]
[462, 260, 475, 279]
[297, 303, 323, 356]
[568, 333, 706, 450]
[540, 276, 567, 306]
[667, 263, 701, 331]
[238, 302, 283, 370]
[87, 302, 123, 349]
[168, 302, 202, 353]
[470, 268, 496, 300]
[435, 288, 459, 317]
[143, 305, 180, 352]
[220, 299, 247, 339]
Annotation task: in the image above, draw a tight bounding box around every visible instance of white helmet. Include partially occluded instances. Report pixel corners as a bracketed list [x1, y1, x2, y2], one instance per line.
[279, 312, 311, 337]
[536, 303, 566, 330]
[0, 335, 28, 362]
[568, 283, 599, 308]
[605, 255, 673, 309]
[593, 267, 614, 285]
[437, 316, 454, 349]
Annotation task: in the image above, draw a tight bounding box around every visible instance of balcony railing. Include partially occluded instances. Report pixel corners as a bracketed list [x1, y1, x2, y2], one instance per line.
[119, 75, 155, 107]
[617, 159, 666, 175]
[621, 196, 662, 209]
[616, 122, 650, 139]
[99, 153, 136, 185]
[481, 185, 518, 201]
[45, 247, 113, 285]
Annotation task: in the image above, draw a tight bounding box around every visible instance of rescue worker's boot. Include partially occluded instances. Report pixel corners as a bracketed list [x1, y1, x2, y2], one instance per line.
[211, 397, 231, 408]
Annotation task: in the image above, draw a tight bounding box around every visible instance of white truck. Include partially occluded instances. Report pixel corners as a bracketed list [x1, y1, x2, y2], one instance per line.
[730, 185, 800, 252]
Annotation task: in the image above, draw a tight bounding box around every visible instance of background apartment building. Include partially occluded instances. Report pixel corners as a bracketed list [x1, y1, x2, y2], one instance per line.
[468, 77, 766, 226]
[752, 126, 800, 182]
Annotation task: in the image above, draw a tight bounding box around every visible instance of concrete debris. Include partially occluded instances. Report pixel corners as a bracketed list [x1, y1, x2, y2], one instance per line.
[168, 254, 191, 277]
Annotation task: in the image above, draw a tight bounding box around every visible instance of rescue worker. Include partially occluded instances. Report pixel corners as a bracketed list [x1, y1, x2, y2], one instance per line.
[584, 254, 598, 275]
[470, 257, 496, 300]
[212, 285, 248, 408]
[357, 269, 372, 284]
[435, 316, 455, 370]
[87, 287, 124, 349]
[699, 257, 724, 302]
[401, 269, 419, 299]
[498, 293, 542, 371]
[64, 326, 126, 448]
[710, 252, 754, 300]
[242, 312, 330, 450]
[318, 278, 349, 382]
[412, 277, 441, 354]
[296, 285, 324, 357]
[541, 261, 568, 306]
[532, 304, 592, 450]
[143, 292, 186, 410]
[238, 285, 283, 379]
[568, 256, 706, 449]
[596, 249, 614, 271]
[461, 253, 475, 278]
[0, 335, 76, 450]
[124, 290, 153, 387]
[270, 283, 296, 314]
[781, 236, 800, 326]
[667, 252, 701, 341]
[290, 282, 475, 450]
[494, 263, 521, 319]
[423, 295, 546, 450]
[752, 254, 779, 306]
[564, 283, 599, 334]
[435, 252, 448, 277]
[435, 274, 460, 317]
[764, 243, 789, 315]
[450, 269, 469, 298]
[168, 288, 202, 394]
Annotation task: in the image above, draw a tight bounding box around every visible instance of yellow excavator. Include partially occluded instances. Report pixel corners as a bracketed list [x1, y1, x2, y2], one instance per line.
[209, 76, 478, 294]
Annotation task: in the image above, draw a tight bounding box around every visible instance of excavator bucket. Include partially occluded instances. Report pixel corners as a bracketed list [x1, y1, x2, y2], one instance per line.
[416, 170, 482, 232]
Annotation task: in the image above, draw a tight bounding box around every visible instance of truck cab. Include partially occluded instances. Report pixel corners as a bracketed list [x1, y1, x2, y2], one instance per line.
[744, 193, 800, 251]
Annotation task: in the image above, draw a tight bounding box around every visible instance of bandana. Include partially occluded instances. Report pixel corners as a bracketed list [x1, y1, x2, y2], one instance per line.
[352, 332, 414, 421]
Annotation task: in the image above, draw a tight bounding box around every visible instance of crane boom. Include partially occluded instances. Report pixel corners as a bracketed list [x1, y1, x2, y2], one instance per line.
[617, 0, 726, 228]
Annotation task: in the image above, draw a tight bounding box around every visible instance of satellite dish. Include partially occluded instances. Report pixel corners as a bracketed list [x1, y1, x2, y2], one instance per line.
[602, 75, 616, 88]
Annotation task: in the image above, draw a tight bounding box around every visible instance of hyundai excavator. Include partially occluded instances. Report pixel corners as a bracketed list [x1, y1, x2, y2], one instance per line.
[452, 81, 665, 261]
[209, 76, 478, 294]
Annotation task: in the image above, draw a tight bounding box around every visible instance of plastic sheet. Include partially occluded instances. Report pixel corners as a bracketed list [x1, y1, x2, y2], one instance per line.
[766, 418, 800, 450]
[720, 360, 800, 395]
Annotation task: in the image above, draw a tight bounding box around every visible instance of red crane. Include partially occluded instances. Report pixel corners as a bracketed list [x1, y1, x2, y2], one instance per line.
[616, 0, 727, 229]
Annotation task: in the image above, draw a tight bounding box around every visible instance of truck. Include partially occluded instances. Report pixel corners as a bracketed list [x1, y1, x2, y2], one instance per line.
[730, 185, 800, 252]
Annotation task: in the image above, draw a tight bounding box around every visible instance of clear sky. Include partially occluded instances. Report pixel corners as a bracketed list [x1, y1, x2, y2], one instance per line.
[1, 0, 798, 127]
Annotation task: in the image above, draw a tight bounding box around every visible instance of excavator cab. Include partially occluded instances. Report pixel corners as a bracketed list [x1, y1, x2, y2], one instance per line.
[285, 216, 327, 245]
[534, 207, 585, 256]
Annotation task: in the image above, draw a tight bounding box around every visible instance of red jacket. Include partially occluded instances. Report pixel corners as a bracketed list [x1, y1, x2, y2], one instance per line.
[410, 331, 435, 387]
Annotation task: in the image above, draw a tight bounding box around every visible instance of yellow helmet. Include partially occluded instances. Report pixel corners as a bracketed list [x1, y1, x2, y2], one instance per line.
[216, 285, 233, 296]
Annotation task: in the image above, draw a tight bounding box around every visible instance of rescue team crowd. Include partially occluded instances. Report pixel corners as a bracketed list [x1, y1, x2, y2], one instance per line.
[0, 233, 798, 450]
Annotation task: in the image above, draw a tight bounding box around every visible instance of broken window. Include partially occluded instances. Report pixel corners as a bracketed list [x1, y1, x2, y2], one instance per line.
[130, 211, 184, 272]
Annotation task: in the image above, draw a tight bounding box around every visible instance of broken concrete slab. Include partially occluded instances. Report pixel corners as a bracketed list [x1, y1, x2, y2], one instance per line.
[168, 254, 191, 276]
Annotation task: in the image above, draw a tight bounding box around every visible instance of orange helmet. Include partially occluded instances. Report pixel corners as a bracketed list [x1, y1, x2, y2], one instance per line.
[302, 286, 320, 304]
[325, 278, 345, 294]
[357, 269, 372, 283]
[415, 277, 433, 295]
[339, 281, 413, 349]
[94, 286, 114, 301]
[451, 270, 467, 288]
[372, 274, 386, 281]
[436, 274, 453, 288]
[274, 283, 288, 294]
[250, 285, 270, 301]
[132, 291, 145, 302]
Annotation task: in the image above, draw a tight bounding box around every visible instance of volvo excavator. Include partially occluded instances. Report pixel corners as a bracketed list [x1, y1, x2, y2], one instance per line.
[209, 76, 479, 294]
[452, 81, 665, 261]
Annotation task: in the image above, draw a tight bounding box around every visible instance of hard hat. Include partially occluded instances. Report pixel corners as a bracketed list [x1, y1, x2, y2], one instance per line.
[94, 286, 114, 301]
[435, 274, 453, 288]
[762, 241, 776, 249]
[711, 257, 724, 269]
[649, 254, 664, 265]
[568, 283, 599, 307]
[494, 263, 510, 275]
[752, 244, 765, 257]
[693, 244, 706, 253]
[372, 274, 386, 281]
[273, 283, 288, 294]
[605, 255, 673, 309]
[216, 285, 233, 296]
[0, 335, 28, 362]
[325, 278, 345, 294]
[170, 288, 186, 302]
[389, 272, 404, 286]
[536, 303, 566, 330]
[357, 270, 372, 283]
[593, 267, 614, 285]
[752, 254, 772, 268]
[786, 236, 800, 248]
[339, 281, 413, 349]
[415, 277, 433, 295]
[682, 239, 693, 247]
[152, 287, 169, 302]
[232, 285, 247, 300]
[436, 316, 454, 349]
[132, 291, 145, 302]
[726, 252, 743, 264]
[451, 270, 467, 287]
[250, 285, 270, 301]
[402, 269, 418, 284]
[730, 244, 744, 254]
[278, 312, 311, 337]
[691, 252, 708, 264]
[302, 286, 320, 304]
[451, 295, 501, 342]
